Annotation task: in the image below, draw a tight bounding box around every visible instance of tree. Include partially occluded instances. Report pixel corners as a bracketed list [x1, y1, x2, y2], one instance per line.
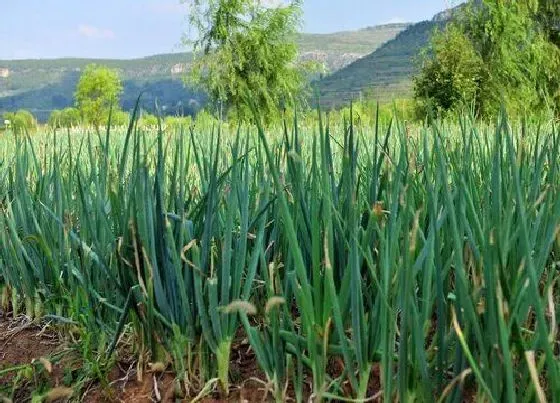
[48, 107, 81, 129]
[139, 113, 159, 129]
[185, 0, 306, 123]
[48, 110, 63, 129]
[3, 110, 37, 134]
[110, 110, 130, 127]
[414, 24, 482, 116]
[60, 107, 81, 128]
[415, 0, 560, 118]
[536, 0, 560, 47]
[75, 64, 123, 131]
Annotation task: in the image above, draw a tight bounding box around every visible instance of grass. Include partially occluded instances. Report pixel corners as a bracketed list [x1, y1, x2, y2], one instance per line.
[1, 109, 560, 402]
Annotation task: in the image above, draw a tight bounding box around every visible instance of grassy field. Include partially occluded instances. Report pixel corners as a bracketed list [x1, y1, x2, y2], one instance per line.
[1, 110, 560, 402]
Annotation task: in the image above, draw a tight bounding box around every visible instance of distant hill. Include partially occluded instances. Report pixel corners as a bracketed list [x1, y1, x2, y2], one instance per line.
[316, 15, 450, 107]
[0, 24, 409, 122]
[297, 24, 410, 71]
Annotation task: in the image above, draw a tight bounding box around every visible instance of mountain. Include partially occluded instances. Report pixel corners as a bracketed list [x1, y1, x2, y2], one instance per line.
[0, 24, 409, 122]
[316, 15, 449, 107]
[297, 24, 410, 72]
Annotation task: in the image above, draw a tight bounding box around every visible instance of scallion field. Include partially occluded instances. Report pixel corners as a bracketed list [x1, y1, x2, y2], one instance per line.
[1, 108, 560, 402]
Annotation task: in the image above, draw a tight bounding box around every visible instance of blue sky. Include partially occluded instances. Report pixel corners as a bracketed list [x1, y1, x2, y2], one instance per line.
[0, 0, 454, 60]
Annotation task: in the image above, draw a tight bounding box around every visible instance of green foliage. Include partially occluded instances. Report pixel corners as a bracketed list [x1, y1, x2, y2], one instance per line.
[48, 107, 81, 129]
[415, 0, 560, 118]
[109, 109, 130, 127]
[322, 99, 417, 128]
[48, 107, 129, 129]
[533, 0, 560, 110]
[186, 0, 306, 123]
[164, 115, 192, 131]
[534, 0, 560, 47]
[413, 25, 482, 116]
[3, 112, 560, 401]
[124, 112, 193, 131]
[0, 27, 409, 122]
[62, 108, 81, 128]
[47, 110, 63, 129]
[139, 113, 159, 129]
[3, 109, 37, 134]
[75, 64, 123, 130]
[193, 108, 219, 127]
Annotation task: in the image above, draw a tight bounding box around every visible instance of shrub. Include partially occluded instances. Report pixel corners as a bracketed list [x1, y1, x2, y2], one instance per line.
[4, 110, 37, 134]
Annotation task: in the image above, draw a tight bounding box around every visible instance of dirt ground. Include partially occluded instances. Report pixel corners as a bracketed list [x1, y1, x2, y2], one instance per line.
[0, 309, 481, 402]
[81, 337, 273, 402]
[0, 311, 283, 402]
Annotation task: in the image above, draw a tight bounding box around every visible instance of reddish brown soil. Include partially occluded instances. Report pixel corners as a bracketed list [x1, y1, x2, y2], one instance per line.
[3, 310, 459, 402]
[82, 369, 177, 403]
[1, 312, 481, 403]
[0, 319, 61, 371]
[0, 312, 275, 402]
[82, 341, 271, 403]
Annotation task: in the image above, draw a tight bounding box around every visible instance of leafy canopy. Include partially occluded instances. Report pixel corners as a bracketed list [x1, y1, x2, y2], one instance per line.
[139, 113, 159, 129]
[414, 24, 482, 115]
[48, 107, 81, 129]
[414, 0, 560, 118]
[75, 64, 123, 130]
[184, 0, 306, 123]
[3, 110, 37, 134]
[110, 110, 130, 127]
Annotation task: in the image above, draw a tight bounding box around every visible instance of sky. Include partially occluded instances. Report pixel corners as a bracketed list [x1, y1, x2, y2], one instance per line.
[0, 0, 456, 60]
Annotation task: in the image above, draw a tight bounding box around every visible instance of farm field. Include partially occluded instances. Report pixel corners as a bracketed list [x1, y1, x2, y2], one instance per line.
[1, 111, 560, 402]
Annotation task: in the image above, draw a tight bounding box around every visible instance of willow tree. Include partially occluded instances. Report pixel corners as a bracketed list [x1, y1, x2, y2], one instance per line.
[415, 0, 560, 118]
[184, 0, 305, 123]
[536, 0, 560, 47]
[3, 110, 37, 134]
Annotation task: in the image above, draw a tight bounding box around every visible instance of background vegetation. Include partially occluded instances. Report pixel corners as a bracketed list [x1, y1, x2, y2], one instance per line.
[0, 25, 407, 122]
[414, 0, 560, 118]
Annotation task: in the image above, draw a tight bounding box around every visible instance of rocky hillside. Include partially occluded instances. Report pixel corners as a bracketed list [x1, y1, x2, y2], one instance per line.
[297, 24, 410, 72]
[315, 7, 458, 106]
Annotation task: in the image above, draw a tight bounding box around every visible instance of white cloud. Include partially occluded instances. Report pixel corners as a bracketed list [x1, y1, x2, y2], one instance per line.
[78, 24, 116, 40]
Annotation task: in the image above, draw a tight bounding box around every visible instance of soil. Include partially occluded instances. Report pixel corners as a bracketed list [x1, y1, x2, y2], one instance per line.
[0, 311, 277, 402]
[0, 318, 62, 374]
[0, 310, 422, 402]
[81, 337, 272, 402]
